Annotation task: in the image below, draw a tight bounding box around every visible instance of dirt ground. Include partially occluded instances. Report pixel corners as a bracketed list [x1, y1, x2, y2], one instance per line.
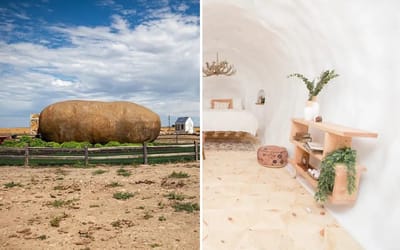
[0, 162, 199, 250]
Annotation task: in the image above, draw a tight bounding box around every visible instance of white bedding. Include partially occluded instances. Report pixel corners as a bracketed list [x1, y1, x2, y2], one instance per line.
[203, 109, 258, 136]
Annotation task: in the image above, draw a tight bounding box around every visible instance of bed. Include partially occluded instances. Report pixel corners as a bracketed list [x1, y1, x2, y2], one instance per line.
[203, 98, 258, 136]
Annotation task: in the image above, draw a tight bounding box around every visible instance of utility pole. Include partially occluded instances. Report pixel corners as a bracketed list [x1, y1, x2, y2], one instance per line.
[168, 115, 171, 132]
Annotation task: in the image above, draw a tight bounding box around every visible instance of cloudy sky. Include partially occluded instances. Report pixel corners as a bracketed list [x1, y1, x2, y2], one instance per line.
[0, 0, 200, 128]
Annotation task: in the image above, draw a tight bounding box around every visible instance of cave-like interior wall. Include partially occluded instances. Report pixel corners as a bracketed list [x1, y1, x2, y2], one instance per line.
[203, 0, 400, 249]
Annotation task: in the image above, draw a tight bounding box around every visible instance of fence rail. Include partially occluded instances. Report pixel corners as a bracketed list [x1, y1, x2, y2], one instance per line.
[0, 141, 200, 167]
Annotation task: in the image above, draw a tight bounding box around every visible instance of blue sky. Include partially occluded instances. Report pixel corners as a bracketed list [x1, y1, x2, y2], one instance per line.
[0, 0, 200, 127]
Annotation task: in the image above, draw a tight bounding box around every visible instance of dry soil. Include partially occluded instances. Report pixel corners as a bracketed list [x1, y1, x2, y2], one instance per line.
[0, 163, 199, 250]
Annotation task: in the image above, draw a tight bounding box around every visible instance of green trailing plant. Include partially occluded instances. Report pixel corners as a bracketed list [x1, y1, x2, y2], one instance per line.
[315, 147, 357, 202]
[288, 69, 339, 101]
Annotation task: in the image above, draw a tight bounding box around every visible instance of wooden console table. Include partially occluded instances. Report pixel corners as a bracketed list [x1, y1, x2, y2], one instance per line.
[289, 118, 378, 204]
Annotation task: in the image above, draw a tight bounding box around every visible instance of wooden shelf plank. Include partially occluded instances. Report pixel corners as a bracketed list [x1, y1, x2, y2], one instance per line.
[289, 158, 318, 189]
[290, 140, 323, 161]
[292, 118, 378, 138]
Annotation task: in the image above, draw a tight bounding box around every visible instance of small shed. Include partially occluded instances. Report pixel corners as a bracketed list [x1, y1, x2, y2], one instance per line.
[175, 117, 194, 134]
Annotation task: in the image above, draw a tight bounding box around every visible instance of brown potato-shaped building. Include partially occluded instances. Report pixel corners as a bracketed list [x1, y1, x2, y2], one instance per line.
[39, 100, 161, 143]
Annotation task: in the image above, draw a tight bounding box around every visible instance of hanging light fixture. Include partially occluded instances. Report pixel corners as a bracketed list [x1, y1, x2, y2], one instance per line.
[203, 53, 236, 77]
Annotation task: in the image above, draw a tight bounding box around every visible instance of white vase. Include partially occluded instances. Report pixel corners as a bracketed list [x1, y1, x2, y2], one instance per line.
[304, 96, 319, 121]
[304, 106, 314, 121]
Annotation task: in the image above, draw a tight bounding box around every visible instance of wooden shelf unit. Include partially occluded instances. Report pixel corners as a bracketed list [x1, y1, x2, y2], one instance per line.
[289, 118, 378, 204]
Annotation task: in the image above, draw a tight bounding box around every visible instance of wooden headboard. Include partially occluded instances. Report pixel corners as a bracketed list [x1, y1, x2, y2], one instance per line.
[211, 99, 233, 109]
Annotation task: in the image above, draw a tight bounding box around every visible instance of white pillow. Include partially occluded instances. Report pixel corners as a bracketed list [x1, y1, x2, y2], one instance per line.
[232, 97, 243, 110]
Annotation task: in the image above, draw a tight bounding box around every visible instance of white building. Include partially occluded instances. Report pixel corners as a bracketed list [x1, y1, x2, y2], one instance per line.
[175, 117, 194, 134]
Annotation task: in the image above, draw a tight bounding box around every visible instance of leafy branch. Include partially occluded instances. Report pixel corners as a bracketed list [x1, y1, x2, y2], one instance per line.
[288, 70, 339, 100]
[315, 147, 356, 203]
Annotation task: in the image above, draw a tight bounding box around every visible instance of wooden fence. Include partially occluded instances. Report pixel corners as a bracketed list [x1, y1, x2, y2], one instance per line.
[154, 134, 200, 144]
[0, 142, 200, 167]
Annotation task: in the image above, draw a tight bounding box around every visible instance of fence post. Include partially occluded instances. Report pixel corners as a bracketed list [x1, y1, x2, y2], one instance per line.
[194, 140, 199, 161]
[143, 142, 148, 164]
[24, 145, 29, 167]
[175, 133, 178, 144]
[84, 146, 89, 166]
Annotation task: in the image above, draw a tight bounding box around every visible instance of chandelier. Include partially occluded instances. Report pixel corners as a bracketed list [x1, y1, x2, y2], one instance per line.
[203, 53, 236, 77]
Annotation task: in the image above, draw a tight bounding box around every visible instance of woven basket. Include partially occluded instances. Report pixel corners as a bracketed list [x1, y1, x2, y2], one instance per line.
[257, 145, 288, 168]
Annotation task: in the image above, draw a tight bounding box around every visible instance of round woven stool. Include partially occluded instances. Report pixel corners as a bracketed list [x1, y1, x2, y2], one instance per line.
[257, 145, 288, 168]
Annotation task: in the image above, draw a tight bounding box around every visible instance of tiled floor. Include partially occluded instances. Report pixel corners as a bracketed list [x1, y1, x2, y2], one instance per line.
[202, 149, 363, 250]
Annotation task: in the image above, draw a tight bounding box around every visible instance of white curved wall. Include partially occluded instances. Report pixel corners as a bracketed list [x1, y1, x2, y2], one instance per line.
[203, 1, 400, 249]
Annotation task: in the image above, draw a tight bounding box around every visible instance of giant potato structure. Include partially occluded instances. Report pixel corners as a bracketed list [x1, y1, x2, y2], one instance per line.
[39, 100, 161, 143]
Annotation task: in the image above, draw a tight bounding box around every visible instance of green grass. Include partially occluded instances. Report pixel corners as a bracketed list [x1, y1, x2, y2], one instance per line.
[37, 235, 47, 240]
[4, 181, 23, 188]
[111, 220, 122, 228]
[164, 192, 185, 201]
[0, 141, 198, 166]
[172, 202, 199, 213]
[117, 168, 131, 177]
[72, 161, 94, 168]
[148, 155, 196, 164]
[0, 155, 197, 166]
[47, 198, 79, 208]
[150, 243, 162, 248]
[143, 211, 153, 220]
[113, 192, 135, 200]
[49, 213, 68, 227]
[168, 171, 190, 178]
[158, 201, 165, 209]
[92, 169, 107, 175]
[54, 168, 68, 176]
[48, 200, 67, 208]
[110, 219, 134, 228]
[53, 185, 66, 190]
[50, 217, 61, 227]
[105, 182, 123, 188]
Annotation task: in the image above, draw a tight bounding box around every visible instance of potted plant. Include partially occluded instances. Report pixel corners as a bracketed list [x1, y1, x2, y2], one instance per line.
[288, 70, 339, 121]
[287, 69, 339, 101]
[314, 147, 358, 203]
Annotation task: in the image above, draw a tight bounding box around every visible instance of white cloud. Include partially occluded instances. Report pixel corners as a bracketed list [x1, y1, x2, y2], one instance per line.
[111, 15, 129, 32]
[51, 78, 77, 87]
[177, 3, 189, 12]
[97, 0, 116, 7]
[0, 12, 200, 127]
[14, 12, 30, 20]
[120, 9, 136, 16]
